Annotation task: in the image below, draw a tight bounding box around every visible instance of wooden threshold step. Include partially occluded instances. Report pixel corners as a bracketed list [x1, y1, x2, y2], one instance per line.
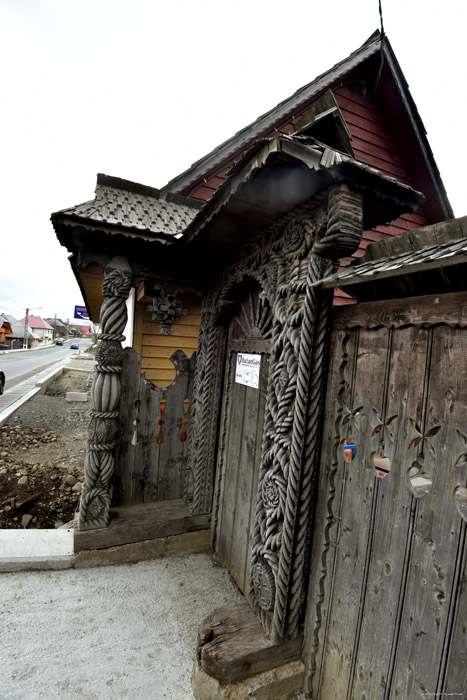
[197, 600, 303, 684]
[74, 498, 211, 552]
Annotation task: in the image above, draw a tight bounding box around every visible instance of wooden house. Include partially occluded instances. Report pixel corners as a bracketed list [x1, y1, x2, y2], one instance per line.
[0, 315, 13, 346]
[52, 32, 466, 699]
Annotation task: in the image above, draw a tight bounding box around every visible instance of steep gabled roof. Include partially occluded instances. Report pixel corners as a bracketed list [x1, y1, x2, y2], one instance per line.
[4, 314, 37, 340]
[160, 31, 452, 223]
[19, 316, 54, 331]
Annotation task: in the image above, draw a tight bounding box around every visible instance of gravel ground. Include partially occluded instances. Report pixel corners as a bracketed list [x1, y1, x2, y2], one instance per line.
[0, 554, 244, 700]
[0, 368, 92, 529]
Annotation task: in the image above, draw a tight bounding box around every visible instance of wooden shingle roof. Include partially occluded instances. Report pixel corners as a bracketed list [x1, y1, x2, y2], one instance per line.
[321, 216, 467, 300]
[56, 174, 201, 241]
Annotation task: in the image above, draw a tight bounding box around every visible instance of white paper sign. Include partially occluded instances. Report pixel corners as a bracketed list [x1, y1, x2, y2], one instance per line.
[235, 353, 261, 389]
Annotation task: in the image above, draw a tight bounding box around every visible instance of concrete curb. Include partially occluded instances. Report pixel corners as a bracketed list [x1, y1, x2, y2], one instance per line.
[0, 529, 74, 572]
[0, 529, 212, 573]
[0, 364, 66, 428]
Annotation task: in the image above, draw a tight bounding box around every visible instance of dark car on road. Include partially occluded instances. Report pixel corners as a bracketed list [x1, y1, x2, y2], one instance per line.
[55, 338, 64, 345]
[0, 369, 4, 395]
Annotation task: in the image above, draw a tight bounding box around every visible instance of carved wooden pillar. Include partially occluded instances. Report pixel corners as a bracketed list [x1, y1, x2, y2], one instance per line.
[78, 256, 133, 530]
[184, 296, 228, 515]
[249, 183, 363, 642]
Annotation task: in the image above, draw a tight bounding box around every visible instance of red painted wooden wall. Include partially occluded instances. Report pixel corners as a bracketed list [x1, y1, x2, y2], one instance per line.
[181, 84, 431, 304]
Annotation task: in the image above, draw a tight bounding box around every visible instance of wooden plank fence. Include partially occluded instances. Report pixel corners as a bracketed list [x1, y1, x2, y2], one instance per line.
[112, 347, 195, 506]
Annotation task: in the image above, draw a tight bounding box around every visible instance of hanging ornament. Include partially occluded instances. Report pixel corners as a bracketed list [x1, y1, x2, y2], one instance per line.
[180, 399, 189, 442]
[157, 402, 166, 444]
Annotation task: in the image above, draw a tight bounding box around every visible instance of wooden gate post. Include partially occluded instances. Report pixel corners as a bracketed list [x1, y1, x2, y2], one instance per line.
[249, 184, 364, 642]
[78, 256, 133, 530]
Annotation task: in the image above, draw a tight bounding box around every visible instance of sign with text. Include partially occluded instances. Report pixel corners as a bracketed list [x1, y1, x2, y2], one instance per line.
[74, 305, 89, 320]
[235, 353, 261, 389]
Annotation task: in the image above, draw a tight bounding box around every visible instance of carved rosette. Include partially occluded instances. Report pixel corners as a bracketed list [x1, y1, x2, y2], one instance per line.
[78, 256, 132, 530]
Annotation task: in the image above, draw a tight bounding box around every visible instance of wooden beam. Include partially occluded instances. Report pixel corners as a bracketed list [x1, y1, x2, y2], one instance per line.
[333, 290, 467, 330]
[74, 499, 211, 551]
[198, 601, 302, 683]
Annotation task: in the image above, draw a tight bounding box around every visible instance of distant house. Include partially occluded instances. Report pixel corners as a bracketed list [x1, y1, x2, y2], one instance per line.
[0, 314, 13, 347]
[69, 324, 90, 337]
[45, 317, 68, 339]
[19, 315, 54, 341]
[3, 314, 39, 349]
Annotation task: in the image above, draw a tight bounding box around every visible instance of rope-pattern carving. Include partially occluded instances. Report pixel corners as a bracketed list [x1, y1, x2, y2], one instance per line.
[272, 256, 335, 641]
[187, 182, 363, 641]
[184, 298, 228, 514]
[78, 256, 132, 530]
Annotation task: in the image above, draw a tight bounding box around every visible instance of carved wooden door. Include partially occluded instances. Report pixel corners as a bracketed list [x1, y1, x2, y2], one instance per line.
[304, 294, 467, 699]
[213, 288, 272, 596]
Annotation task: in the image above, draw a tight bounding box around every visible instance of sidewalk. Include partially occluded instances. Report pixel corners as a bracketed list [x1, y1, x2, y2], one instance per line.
[0, 354, 93, 427]
[0, 553, 244, 700]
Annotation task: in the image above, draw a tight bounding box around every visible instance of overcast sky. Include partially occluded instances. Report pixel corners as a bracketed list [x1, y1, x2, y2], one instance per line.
[1, 0, 465, 325]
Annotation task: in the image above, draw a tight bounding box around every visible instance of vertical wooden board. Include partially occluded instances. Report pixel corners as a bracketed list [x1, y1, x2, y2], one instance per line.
[230, 353, 269, 593]
[112, 348, 141, 505]
[216, 357, 247, 586]
[390, 326, 467, 699]
[153, 364, 190, 501]
[443, 530, 467, 695]
[132, 376, 161, 503]
[142, 382, 164, 502]
[318, 327, 390, 699]
[212, 350, 235, 551]
[244, 354, 269, 595]
[303, 329, 359, 697]
[133, 302, 144, 356]
[351, 326, 430, 698]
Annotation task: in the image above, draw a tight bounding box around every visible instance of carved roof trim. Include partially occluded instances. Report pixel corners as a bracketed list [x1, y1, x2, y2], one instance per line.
[182, 136, 423, 248]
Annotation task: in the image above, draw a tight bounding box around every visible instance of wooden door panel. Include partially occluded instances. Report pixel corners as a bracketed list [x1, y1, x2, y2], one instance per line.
[319, 327, 391, 698]
[213, 289, 271, 596]
[390, 326, 467, 699]
[351, 326, 429, 698]
[305, 319, 467, 699]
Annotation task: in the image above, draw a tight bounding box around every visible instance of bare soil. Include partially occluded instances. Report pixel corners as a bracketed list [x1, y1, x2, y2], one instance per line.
[0, 368, 93, 529]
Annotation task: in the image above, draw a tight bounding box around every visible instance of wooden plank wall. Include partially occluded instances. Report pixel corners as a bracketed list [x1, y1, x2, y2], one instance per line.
[133, 292, 201, 388]
[303, 301, 467, 699]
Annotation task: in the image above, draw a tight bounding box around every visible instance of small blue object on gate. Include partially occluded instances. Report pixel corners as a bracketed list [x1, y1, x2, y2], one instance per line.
[74, 305, 89, 320]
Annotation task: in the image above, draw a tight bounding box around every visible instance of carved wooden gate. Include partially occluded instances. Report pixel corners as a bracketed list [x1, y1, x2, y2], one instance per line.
[304, 293, 467, 699]
[213, 288, 272, 596]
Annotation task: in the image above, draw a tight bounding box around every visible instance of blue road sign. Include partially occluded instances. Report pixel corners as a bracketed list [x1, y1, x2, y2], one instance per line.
[74, 305, 89, 320]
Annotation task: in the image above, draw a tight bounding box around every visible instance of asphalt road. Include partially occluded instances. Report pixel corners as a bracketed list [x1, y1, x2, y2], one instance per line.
[0, 340, 91, 391]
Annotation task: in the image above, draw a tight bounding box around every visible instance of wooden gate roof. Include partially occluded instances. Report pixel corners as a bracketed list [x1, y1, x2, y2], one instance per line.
[321, 216, 467, 301]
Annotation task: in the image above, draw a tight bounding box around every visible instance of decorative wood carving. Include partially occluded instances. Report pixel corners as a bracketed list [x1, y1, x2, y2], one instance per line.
[145, 283, 187, 335]
[187, 182, 364, 643]
[78, 255, 132, 530]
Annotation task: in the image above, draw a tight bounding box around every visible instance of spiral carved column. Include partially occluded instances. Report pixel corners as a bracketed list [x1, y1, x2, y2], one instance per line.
[78, 256, 132, 530]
